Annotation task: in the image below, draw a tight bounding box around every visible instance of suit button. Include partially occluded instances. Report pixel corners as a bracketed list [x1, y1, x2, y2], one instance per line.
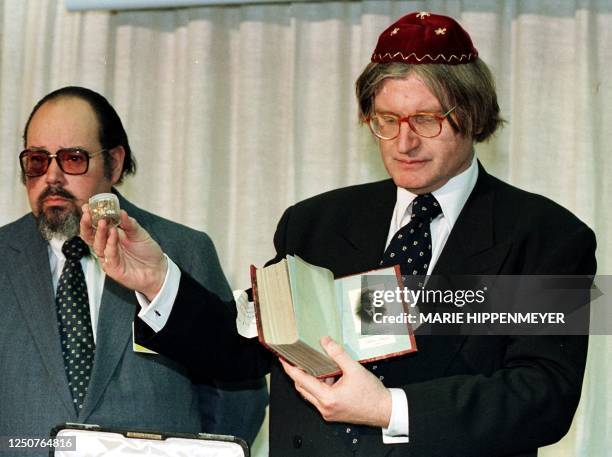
[293, 435, 302, 449]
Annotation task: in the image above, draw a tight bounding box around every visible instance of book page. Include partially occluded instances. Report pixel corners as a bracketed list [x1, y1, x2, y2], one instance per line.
[270, 341, 339, 377]
[256, 260, 298, 344]
[335, 268, 414, 361]
[288, 255, 342, 354]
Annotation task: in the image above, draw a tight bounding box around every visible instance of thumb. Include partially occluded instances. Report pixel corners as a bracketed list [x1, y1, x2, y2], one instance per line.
[79, 204, 95, 245]
[320, 336, 357, 373]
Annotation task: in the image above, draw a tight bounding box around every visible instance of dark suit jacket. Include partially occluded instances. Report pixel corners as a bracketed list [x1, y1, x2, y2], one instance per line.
[140, 166, 596, 457]
[0, 193, 267, 455]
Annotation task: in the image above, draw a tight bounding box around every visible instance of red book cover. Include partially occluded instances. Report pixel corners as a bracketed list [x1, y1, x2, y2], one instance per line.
[250, 260, 417, 378]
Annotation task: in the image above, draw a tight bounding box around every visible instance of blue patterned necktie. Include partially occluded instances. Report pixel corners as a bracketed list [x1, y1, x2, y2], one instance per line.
[55, 236, 95, 412]
[380, 193, 442, 276]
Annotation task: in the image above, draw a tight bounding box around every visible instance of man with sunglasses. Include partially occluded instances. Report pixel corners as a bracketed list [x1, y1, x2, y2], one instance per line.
[87, 12, 595, 457]
[0, 86, 267, 452]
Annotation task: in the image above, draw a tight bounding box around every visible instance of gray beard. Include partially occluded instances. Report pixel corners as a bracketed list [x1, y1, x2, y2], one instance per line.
[36, 206, 80, 241]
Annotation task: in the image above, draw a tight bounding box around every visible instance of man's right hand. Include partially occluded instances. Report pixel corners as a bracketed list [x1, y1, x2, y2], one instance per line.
[80, 204, 168, 301]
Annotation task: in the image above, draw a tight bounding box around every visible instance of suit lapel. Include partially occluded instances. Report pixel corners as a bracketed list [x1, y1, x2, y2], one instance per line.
[434, 164, 510, 276]
[79, 276, 135, 421]
[78, 194, 150, 421]
[335, 180, 397, 275]
[416, 166, 511, 373]
[6, 216, 77, 418]
[336, 172, 510, 277]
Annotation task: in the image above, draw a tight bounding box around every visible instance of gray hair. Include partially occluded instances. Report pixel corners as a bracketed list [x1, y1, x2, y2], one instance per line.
[355, 59, 504, 142]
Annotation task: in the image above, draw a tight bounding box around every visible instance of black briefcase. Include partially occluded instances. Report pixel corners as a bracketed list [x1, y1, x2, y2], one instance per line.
[49, 423, 249, 456]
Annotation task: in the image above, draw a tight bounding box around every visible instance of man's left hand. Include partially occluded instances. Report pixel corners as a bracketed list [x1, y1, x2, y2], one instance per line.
[280, 336, 392, 427]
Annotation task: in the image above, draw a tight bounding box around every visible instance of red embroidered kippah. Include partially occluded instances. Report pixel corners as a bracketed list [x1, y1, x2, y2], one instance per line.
[371, 11, 478, 65]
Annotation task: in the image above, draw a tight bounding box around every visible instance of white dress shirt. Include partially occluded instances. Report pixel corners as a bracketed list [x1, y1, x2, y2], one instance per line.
[135, 257, 181, 331]
[48, 238, 105, 343]
[384, 156, 478, 442]
[50, 237, 179, 343]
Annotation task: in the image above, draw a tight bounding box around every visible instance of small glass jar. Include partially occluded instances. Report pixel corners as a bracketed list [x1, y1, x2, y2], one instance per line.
[89, 193, 121, 228]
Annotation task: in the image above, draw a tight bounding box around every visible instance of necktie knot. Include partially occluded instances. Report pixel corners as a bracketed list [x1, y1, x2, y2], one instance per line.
[62, 236, 89, 260]
[411, 193, 441, 222]
[380, 193, 441, 276]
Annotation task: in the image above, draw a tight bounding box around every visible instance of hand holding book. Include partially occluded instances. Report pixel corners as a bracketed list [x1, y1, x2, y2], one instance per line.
[252, 255, 417, 377]
[280, 336, 393, 428]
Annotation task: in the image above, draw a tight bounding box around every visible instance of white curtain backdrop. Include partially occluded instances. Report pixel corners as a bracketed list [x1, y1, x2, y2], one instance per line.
[0, 1, 609, 455]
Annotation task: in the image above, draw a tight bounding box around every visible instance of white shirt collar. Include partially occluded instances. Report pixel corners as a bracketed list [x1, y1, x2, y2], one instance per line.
[48, 236, 95, 260]
[46, 236, 102, 343]
[49, 237, 69, 260]
[394, 154, 479, 229]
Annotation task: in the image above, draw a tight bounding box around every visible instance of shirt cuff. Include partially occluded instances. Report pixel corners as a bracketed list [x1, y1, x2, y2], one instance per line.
[382, 388, 409, 444]
[234, 290, 258, 338]
[136, 254, 181, 332]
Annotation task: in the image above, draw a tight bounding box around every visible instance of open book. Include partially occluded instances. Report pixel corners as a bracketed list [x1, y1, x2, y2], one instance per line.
[250, 255, 416, 377]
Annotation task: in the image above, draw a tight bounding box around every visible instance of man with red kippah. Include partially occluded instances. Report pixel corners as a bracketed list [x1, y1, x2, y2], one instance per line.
[86, 11, 596, 457]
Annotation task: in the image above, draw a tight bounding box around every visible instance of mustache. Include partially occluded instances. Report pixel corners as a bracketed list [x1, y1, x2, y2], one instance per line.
[38, 186, 76, 205]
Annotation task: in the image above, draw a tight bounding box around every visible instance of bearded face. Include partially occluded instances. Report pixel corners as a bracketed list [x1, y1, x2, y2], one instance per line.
[35, 185, 81, 240]
[24, 97, 118, 241]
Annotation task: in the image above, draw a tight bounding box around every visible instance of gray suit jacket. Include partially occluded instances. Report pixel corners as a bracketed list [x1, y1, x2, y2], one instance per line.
[0, 193, 266, 454]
